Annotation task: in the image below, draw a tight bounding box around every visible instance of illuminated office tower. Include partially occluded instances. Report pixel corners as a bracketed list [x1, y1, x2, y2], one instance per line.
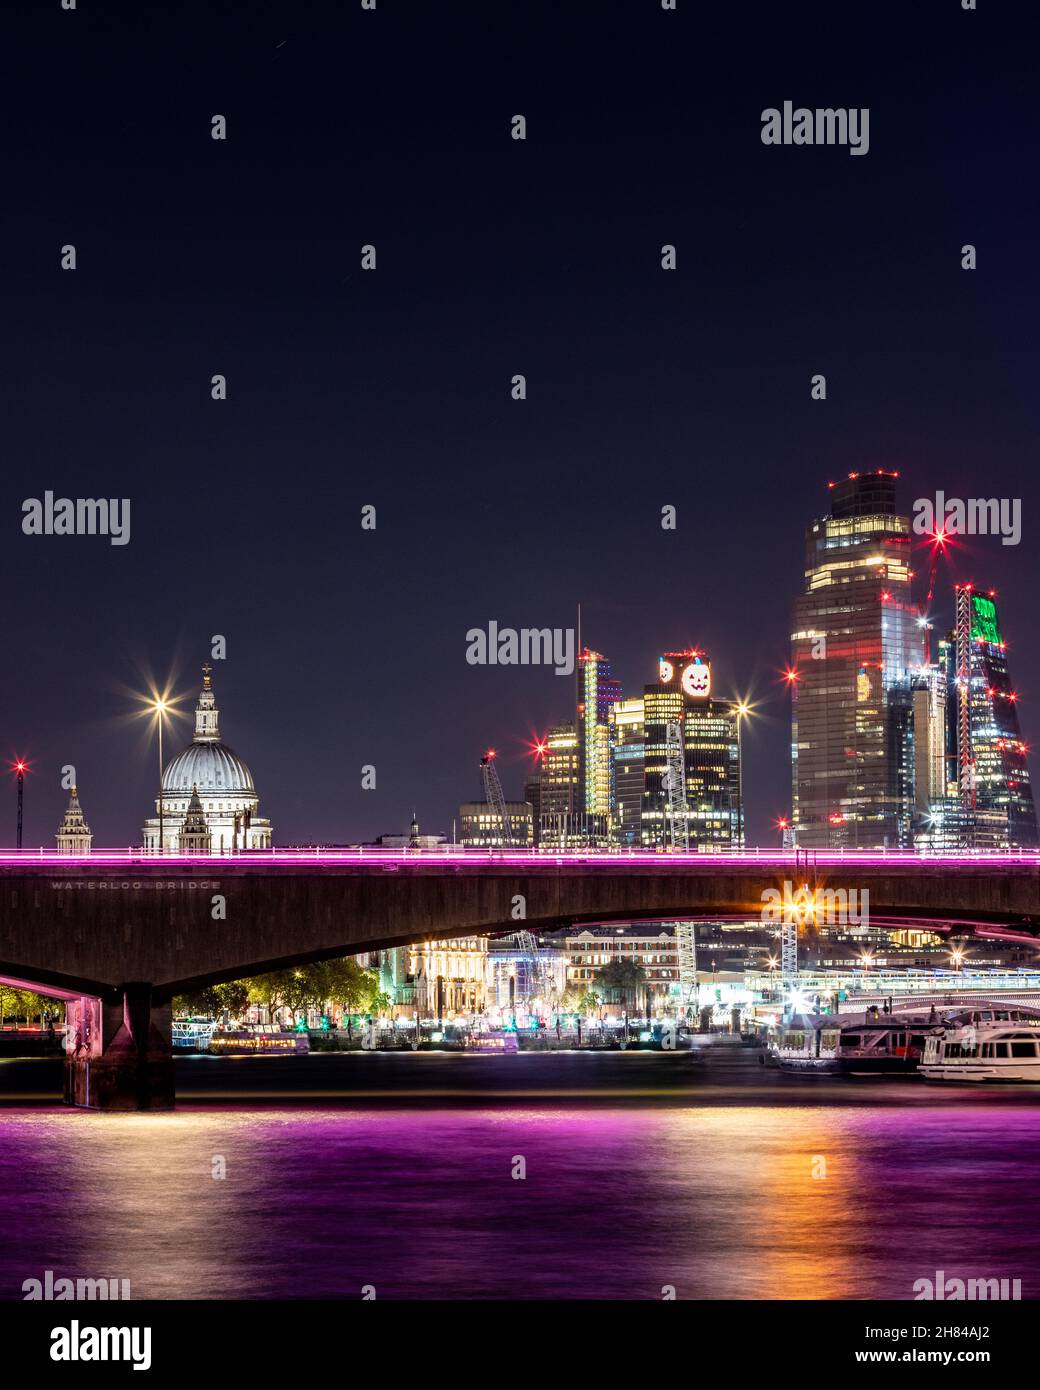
[539, 722, 606, 846]
[641, 652, 739, 849]
[610, 696, 645, 846]
[931, 587, 1039, 848]
[790, 472, 918, 847]
[541, 722, 579, 818]
[911, 667, 948, 819]
[578, 649, 622, 839]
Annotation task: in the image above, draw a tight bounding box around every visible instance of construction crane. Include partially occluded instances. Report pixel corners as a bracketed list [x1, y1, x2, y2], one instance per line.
[480, 750, 515, 847]
[663, 720, 689, 851]
[675, 922, 698, 1020]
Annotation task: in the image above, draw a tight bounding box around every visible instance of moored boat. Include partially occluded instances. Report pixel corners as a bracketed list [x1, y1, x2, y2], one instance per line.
[919, 1010, 1040, 1082]
[208, 1025, 309, 1055]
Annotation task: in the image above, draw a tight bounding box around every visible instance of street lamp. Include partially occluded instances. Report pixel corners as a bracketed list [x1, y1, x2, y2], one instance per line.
[860, 952, 874, 987]
[11, 759, 28, 849]
[150, 697, 170, 855]
[735, 700, 752, 850]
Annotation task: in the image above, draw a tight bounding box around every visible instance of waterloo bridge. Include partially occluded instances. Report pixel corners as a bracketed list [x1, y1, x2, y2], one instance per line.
[2, 846, 1039, 1110]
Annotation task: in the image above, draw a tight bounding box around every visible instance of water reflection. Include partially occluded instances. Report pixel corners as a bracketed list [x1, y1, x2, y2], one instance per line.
[1, 1103, 1038, 1300]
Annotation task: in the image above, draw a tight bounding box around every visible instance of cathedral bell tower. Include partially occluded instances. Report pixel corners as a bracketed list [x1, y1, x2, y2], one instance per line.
[56, 785, 92, 854]
[179, 783, 212, 853]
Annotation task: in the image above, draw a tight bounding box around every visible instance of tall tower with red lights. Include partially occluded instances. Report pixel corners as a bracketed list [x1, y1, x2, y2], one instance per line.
[933, 586, 1039, 848]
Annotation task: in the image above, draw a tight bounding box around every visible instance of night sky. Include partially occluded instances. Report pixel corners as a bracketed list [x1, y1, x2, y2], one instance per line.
[2, 0, 1038, 848]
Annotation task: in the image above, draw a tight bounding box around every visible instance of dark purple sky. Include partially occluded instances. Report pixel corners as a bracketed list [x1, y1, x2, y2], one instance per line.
[2, 0, 1038, 847]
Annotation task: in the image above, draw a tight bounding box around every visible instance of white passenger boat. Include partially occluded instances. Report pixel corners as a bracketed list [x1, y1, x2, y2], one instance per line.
[919, 1010, 1040, 1082]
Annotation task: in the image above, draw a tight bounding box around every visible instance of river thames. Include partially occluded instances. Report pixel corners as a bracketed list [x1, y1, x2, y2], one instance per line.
[1, 1048, 1038, 1300]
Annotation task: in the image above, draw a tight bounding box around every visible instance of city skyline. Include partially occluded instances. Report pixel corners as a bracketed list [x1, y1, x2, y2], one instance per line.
[4, 0, 1040, 1340]
[5, 479, 1036, 852]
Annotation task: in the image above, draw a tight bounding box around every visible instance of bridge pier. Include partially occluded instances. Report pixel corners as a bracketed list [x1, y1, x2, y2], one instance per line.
[64, 985, 174, 1112]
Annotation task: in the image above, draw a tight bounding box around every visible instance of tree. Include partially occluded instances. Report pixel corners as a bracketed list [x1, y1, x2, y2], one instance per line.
[185, 958, 384, 1034]
[214, 980, 250, 1017]
[561, 984, 600, 1015]
[173, 986, 221, 1018]
[173, 980, 251, 1021]
[576, 987, 601, 1014]
[596, 959, 647, 1014]
[0, 985, 64, 1028]
[287, 957, 382, 1037]
[246, 970, 299, 1024]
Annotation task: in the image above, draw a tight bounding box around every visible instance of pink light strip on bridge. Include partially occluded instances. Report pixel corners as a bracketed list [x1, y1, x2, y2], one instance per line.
[0, 848, 1039, 868]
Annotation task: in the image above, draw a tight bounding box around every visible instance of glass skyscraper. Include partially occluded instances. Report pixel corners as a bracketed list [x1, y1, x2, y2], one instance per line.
[578, 648, 622, 837]
[931, 587, 1039, 848]
[790, 472, 918, 847]
[610, 696, 645, 846]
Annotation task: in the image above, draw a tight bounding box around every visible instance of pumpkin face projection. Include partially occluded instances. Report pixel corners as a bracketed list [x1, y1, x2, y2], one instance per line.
[681, 662, 711, 699]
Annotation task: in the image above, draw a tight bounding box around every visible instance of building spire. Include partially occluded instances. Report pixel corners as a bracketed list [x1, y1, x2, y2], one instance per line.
[56, 783, 92, 854]
[194, 663, 221, 743]
[179, 782, 212, 853]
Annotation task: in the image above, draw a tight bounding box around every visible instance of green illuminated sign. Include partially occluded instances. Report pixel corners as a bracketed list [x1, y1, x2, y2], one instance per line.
[971, 595, 1003, 646]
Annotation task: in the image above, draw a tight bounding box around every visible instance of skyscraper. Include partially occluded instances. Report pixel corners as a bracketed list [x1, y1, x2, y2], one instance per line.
[610, 696, 645, 846]
[523, 770, 543, 847]
[578, 648, 622, 840]
[931, 586, 1039, 848]
[911, 667, 948, 820]
[641, 652, 739, 849]
[790, 472, 918, 847]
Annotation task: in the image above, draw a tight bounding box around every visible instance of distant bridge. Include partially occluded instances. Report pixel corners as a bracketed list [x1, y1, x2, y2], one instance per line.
[1, 847, 1039, 1110]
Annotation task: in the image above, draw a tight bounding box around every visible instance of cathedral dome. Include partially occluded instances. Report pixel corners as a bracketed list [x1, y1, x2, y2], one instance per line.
[162, 741, 255, 796]
[142, 663, 273, 854]
[159, 664, 256, 794]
